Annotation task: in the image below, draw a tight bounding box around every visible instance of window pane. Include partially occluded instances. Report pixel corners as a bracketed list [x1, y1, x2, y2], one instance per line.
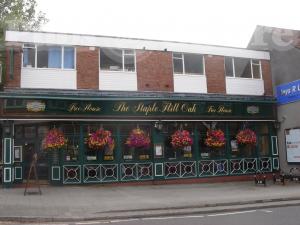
[234, 58, 252, 78]
[100, 48, 122, 71]
[124, 49, 134, 55]
[225, 57, 233, 77]
[15, 126, 23, 139]
[37, 46, 62, 68]
[124, 55, 135, 71]
[48, 46, 62, 68]
[173, 58, 183, 73]
[24, 126, 36, 139]
[23, 48, 36, 67]
[184, 53, 203, 74]
[24, 43, 35, 48]
[38, 126, 49, 136]
[259, 136, 270, 156]
[257, 123, 269, 135]
[64, 47, 75, 69]
[252, 63, 261, 79]
[199, 122, 226, 159]
[173, 53, 182, 58]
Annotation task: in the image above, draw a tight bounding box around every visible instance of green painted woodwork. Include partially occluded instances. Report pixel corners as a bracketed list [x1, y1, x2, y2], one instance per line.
[154, 163, 164, 177]
[273, 157, 280, 170]
[51, 166, 60, 181]
[4, 138, 12, 164]
[14, 167, 22, 180]
[4, 168, 11, 182]
[4, 98, 276, 119]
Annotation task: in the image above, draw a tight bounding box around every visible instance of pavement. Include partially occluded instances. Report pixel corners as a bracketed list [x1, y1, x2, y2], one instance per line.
[1, 180, 300, 223]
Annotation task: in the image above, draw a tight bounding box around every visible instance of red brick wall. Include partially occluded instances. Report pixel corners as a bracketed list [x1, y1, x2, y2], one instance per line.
[205, 55, 226, 94]
[77, 47, 99, 90]
[136, 50, 174, 92]
[5, 47, 21, 88]
[261, 60, 273, 96]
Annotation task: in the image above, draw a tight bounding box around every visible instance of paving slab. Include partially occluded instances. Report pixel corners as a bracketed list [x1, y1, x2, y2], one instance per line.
[1, 181, 300, 222]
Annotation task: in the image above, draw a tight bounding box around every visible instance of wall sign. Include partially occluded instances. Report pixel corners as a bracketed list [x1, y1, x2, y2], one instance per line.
[154, 143, 164, 158]
[276, 79, 300, 105]
[13, 146, 22, 163]
[247, 106, 259, 114]
[285, 128, 300, 163]
[26, 101, 46, 112]
[5, 99, 275, 119]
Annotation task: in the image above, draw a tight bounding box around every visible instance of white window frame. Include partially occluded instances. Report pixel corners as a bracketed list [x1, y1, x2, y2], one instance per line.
[22, 44, 76, 70]
[0, 61, 2, 83]
[99, 48, 136, 72]
[225, 57, 262, 79]
[172, 52, 205, 75]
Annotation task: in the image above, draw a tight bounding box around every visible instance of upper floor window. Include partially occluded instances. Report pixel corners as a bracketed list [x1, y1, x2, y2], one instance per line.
[23, 44, 75, 69]
[100, 48, 135, 72]
[225, 57, 261, 79]
[173, 53, 204, 75]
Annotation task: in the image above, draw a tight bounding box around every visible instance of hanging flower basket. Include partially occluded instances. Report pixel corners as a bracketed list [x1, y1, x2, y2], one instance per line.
[236, 128, 257, 146]
[43, 128, 67, 151]
[171, 130, 193, 149]
[125, 128, 151, 149]
[205, 129, 226, 148]
[86, 128, 115, 151]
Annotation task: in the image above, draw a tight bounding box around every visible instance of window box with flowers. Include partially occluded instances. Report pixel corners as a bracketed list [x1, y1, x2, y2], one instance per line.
[236, 128, 257, 157]
[125, 128, 151, 160]
[86, 128, 115, 161]
[43, 128, 68, 165]
[171, 130, 193, 158]
[204, 129, 226, 158]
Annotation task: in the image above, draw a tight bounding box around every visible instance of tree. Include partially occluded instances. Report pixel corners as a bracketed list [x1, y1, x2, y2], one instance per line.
[0, 0, 48, 44]
[0, 0, 47, 86]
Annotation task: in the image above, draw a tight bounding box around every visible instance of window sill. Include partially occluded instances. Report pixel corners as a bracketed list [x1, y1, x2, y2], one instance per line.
[100, 69, 136, 73]
[226, 77, 262, 80]
[22, 67, 76, 71]
[174, 73, 206, 77]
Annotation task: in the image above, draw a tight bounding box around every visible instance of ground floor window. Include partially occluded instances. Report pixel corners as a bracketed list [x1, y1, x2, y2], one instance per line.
[11, 121, 275, 174]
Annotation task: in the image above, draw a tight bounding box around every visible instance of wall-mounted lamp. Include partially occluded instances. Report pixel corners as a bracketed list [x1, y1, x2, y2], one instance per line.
[273, 121, 281, 130]
[154, 121, 163, 131]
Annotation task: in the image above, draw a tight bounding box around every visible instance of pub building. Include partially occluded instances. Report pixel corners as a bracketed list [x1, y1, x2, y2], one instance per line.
[0, 30, 278, 187]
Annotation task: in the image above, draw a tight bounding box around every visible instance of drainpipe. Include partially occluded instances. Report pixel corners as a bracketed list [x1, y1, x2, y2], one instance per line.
[9, 48, 14, 80]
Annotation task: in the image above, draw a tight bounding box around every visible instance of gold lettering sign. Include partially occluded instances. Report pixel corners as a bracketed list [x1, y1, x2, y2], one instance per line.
[207, 105, 232, 114]
[68, 103, 101, 112]
[66, 101, 232, 115]
[134, 102, 159, 115]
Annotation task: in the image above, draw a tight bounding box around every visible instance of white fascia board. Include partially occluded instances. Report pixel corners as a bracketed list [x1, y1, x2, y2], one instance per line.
[5, 31, 270, 60]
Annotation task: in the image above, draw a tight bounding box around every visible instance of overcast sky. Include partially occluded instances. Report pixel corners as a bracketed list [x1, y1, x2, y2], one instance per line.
[37, 0, 300, 48]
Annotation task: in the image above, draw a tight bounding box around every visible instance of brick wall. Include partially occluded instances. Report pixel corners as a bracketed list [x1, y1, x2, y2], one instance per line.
[205, 55, 226, 94]
[136, 50, 174, 92]
[5, 47, 21, 88]
[261, 60, 273, 96]
[77, 47, 99, 90]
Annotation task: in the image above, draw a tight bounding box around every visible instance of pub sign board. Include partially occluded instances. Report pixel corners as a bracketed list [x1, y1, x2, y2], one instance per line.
[4, 99, 275, 119]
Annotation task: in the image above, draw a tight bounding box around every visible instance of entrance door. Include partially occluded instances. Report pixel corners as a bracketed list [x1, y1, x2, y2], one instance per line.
[23, 143, 35, 180]
[23, 142, 49, 181]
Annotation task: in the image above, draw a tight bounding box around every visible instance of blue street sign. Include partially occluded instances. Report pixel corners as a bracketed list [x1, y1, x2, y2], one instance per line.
[276, 79, 300, 105]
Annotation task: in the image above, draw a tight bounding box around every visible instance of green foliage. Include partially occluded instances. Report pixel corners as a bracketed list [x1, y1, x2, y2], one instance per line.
[0, 0, 47, 85]
[0, 0, 48, 32]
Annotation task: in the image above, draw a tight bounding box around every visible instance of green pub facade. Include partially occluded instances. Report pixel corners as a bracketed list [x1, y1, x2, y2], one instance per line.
[0, 31, 278, 186]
